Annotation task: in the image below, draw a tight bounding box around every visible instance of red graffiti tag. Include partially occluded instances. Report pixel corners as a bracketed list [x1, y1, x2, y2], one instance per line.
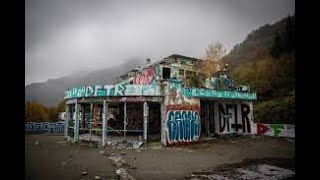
[257, 123, 269, 134]
[166, 105, 200, 113]
[134, 67, 156, 85]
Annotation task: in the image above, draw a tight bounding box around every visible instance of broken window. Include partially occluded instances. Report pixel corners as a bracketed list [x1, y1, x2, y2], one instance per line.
[163, 67, 171, 79]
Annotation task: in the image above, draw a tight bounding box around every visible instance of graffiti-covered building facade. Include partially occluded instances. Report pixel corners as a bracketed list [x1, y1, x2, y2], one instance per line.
[63, 54, 257, 147]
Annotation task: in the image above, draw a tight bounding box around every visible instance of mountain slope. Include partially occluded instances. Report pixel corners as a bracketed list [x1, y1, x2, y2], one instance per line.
[25, 59, 144, 107]
[223, 16, 292, 69]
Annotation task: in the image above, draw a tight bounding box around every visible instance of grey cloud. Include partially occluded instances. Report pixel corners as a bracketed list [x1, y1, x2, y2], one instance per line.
[25, 0, 295, 85]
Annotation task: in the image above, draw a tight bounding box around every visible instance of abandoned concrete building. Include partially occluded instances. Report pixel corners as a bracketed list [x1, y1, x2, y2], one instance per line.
[63, 54, 257, 147]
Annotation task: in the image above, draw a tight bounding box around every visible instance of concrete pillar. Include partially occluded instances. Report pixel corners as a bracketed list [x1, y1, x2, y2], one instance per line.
[64, 104, 69, 139]
[143, 102, 149, 148]
[102, 100, 108, 147]
[160, 103, 167, 147]
[124, 103, 127, 140]
[74, 100, 79, 143]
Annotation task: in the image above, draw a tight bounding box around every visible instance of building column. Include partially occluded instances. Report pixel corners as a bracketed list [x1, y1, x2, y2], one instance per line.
[143, 102, 149, 148]
[124, 102, 127, 140]
[102, 100, 108, 147]
[64, 104, 69, 139]
[74, 100, 79, 143]
[160, 103, 166, 147]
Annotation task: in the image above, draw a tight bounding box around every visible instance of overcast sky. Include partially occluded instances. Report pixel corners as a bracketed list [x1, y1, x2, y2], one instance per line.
[25, 0, 295, 85]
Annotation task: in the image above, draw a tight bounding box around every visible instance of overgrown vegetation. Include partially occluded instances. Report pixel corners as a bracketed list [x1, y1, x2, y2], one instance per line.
[25, 100, 66, 122]
[227, 15, 295, 124]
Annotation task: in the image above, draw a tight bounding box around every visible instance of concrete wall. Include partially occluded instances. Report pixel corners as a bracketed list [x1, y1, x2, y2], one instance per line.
[253, 123, 295, 138]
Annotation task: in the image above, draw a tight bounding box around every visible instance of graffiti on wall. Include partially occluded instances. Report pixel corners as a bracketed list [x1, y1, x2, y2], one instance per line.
[25, 121, 65, 134]
[183, 87, 257, 100]
[166, 105, 201, 145]
[64, 84, 161, 99]
[216, 102, 253, 134]
[256, 123, 295, 138]
[166, 80, 198, 105]
[134, 67, 156, 85]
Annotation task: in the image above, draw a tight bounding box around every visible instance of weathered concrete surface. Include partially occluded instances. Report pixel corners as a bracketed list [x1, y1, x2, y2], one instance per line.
[25, 135, 294, 180]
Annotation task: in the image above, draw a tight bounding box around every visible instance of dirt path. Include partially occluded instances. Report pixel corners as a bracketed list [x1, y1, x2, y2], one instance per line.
[25, 135, 295, 180]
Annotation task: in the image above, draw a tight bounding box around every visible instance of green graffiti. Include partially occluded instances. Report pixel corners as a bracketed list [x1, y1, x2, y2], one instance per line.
[183, 87, 257, 100]
[64, 84, 161, 99]
[270, 124, 284, 136]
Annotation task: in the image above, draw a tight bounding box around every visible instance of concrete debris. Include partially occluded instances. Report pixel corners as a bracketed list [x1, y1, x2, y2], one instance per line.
[116, 168, 135, 180]
[109, 154, 135, 180]
[109, 154, 127, 167]
[94, 175, 101, 179]
[189, 164, 294, 180]
[61, 162, 67, 165]
[81, 171, 88, 176]
[120, 152, 126, 156]
[99, 151, 105, 154]
[107, 141, 143, 149]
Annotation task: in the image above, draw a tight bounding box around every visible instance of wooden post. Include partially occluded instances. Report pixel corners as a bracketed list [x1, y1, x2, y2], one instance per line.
[143, 102, 149, 148]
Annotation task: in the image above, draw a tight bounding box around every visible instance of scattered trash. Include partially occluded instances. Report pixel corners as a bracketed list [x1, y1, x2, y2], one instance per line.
[99, 151, 105, 154]
[94, 175, 101, 179]
[115, 168, 135, 180]
[34, 141, 39, 146]
[61, 162, 67, 165]
[81, 171, 88, 176]
[120, 152, 126, 156]
[116, 168, 126, 175]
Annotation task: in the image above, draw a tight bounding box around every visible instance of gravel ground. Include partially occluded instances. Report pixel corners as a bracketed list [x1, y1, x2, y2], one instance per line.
[25, 135, 295, 180]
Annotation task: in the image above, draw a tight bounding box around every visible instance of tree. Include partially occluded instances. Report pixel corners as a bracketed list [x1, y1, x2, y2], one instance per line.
[25, 101, 49, 122]
[269, 32, 283, 58]
[269, 15, 295, 58]
[200, 42, 226, 78]
[57, 100, 66, 112]
[188, 74, 201, 87]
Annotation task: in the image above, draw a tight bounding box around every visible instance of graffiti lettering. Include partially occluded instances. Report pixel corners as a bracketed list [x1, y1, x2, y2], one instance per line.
[183, 88, 257, 100]
[217, 103, 252, 134]
[64, 84, 161, 99]
[257, 123, 269, 134]
[166, 105, 201, 145]
[256, 123, 294, 138]
[241, 104, 251, 133]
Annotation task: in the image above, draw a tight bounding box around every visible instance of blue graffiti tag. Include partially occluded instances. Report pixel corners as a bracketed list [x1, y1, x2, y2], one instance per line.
[25, 121, 65, 134]
[166, 110, 201, 144]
